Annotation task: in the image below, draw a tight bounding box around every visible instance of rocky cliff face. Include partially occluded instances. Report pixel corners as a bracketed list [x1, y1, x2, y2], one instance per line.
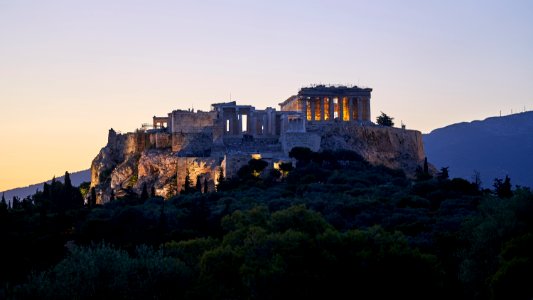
[317, 125, 428, 176]
[90, 125, 429, 203]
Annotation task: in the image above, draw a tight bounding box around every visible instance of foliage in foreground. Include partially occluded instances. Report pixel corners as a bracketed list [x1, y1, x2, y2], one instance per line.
[2, 149, 533, 299]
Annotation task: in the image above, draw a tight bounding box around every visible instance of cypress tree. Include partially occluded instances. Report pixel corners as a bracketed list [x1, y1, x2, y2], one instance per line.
[151, 186, 156, 198]
[196, 175, 203, 193]
[110, 189, 115, 202]
[183, 169, 192, 194]
[203, 177, 208, 194]
[64, 171, 72, 190]
[140, 183, 149, 201]
[90, 187, 97, 208]
[0, 193, 7, 212]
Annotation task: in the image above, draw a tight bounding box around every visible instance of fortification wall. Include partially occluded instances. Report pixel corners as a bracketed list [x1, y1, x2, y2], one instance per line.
[172, 132, 213, 156]
[280, 132, 322, 155]
[150, 132, 172, 149]
[170, 111, 217, 133]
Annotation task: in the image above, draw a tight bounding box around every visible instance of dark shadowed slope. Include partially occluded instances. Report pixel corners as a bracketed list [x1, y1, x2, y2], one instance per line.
[0, 169, 91, 202]
[423, 111, 533, 189]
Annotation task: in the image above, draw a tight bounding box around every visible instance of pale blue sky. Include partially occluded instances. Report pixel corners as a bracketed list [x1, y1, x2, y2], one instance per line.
[0, 0, 532, 190]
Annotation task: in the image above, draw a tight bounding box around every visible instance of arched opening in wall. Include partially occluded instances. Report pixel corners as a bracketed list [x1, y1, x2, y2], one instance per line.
[226, 119, 230, 132]
[242, 114, 248, 132]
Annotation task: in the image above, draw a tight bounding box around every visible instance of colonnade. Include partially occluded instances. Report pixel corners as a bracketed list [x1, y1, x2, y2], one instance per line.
[300, 96, 370, 122]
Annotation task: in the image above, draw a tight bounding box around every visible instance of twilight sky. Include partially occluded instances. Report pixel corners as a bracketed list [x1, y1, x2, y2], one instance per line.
[1, 0, 532, 191]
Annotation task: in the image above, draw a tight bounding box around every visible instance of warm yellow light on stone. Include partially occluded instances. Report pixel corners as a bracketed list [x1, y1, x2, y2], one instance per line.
[251, 153, 262, 160]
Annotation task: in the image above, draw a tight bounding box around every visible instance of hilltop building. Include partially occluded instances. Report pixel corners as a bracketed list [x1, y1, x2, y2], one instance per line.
[90, 84, 426, 203]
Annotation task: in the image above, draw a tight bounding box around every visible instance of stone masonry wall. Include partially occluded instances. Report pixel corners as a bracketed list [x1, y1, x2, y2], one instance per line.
[280, 132, 322, 155]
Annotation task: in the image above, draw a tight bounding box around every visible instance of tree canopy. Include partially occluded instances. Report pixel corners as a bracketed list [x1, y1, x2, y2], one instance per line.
[376, 111, 394, 127]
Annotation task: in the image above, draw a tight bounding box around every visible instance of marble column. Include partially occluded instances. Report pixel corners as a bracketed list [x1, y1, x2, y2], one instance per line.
[329, 97, 334, 122]
[320, 97, 325, 121]
[310, 99, 316, 121]
[366, 97, 371, 122]
[339, 97, 344, 122]
[357, 97, 363, 121]
[348, 97, 353, 121]
[301, 98, 307, 120]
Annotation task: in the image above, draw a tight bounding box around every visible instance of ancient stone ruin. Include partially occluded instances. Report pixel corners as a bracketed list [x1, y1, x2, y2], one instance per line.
[90, 85, 427, 203]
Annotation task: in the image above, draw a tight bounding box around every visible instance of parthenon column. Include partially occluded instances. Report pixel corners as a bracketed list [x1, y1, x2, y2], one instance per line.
[348, 98, 353, 121]
[320, 97, 325, 121]
[357, 97, 363, 121]
[366, 97, 371, 122]
[338, 97, 344, 122]
[301, 98, 307, 120]
[310, 99, 316, 121]
[329, 97, 334, 122]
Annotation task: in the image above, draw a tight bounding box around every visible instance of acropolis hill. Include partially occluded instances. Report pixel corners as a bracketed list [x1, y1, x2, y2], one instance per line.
[90, 85, 427, 203]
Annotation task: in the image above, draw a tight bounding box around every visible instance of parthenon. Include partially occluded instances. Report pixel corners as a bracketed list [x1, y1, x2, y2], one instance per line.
[279, 85, 372, 123]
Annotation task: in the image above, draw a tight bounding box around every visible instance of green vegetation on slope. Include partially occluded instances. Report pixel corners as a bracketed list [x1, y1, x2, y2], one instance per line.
[1, 150, 533, 300]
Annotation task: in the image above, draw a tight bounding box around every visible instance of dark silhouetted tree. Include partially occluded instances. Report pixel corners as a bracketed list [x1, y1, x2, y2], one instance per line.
[416, 157, 432, 181]
[140, 183, 149, 201]
[438, 167, 449, 180]
[279, 162, 293, 177]
[12, 196, 20, 210]
[493, 175, 513, 198]
[151, 186, 156, 198]
[196, 175, 203, 193]
[89, 187, 97, 208]
[216, 167, 226, 191]
[376, 111, 394, 127]
[0, 193, 7, 213]
[289, 147, 313, 164]
[110, 189, 115, 202]
[204, 177, 208, 194]
[182, 169, 193, 194]
[248, 159, 268, 177]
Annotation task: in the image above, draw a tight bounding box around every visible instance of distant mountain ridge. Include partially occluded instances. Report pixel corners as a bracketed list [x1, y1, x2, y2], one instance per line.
[1, 169, 91, 203]
[423, 111, 533, 189]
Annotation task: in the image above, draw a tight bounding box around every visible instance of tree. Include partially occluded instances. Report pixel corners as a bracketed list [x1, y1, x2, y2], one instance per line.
[472, 170, 482, 191]
[151, 186, 156, 198]
[248, 159, 268, 177]
[140, 183, 149, 201]
[289, 147, 313, 165]
[416, 157, 432, 181]
[110, 189, 115, 202]
[64, 171, 72, 190]
[196, 175, 203, 193]
[278, 162, 293, 177]
[182, 169, 193, 194]
[203, 177, 209, 194]
[437, 167, 449, 180]
[376, 111, 394, 127]
[0, 193, 7, 213]
[89, 187, 97, 208]
[493, 175, 513, 198]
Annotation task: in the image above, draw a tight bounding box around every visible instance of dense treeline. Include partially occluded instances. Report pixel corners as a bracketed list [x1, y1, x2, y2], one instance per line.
[1, 149, 533, 299]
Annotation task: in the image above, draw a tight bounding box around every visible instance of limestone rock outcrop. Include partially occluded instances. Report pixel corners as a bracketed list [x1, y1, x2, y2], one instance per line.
[317, 125, 427, 176]
[90, 125, 430, 204]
